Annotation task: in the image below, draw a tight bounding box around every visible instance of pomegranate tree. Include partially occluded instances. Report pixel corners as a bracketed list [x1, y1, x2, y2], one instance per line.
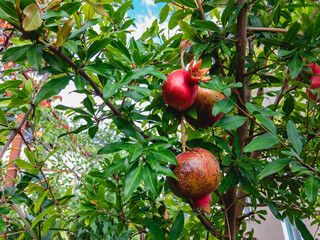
[162, 60, 211, 110]
[186, 87, 225, 129]
[167, 148, 220, 213]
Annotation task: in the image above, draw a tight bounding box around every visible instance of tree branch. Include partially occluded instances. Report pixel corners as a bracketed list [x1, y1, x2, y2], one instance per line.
[247, 27, 303, 37]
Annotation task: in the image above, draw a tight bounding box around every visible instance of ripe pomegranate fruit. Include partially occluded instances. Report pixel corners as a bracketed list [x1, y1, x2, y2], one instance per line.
[296, 62, 320, 101]
[186, 87, 225, 129]
[162, 60, 211, 110]
[167, 148, 220, 213]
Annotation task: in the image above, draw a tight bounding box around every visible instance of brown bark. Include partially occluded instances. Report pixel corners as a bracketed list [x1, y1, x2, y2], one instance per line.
[230, 0, 249, 239]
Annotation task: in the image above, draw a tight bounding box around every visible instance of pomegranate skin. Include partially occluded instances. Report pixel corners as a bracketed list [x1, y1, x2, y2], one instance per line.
[167, 148, 220, 199]
[162, 69, 198, 110]
[307, 64, 320, 101]
[186, 87, 225, 129]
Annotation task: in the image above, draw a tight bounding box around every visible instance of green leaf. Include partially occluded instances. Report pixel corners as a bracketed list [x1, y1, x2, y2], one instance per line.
[143, 164, 159, 196]
[178, 21, 200, 43]
[23, 4, 43, 31]
[221, 0, 235, 27]
[0, 217, 5, 233]
[15, 159, 33, 169]
[83, 97, 95, 115]
[257, 158, 292, 180]
[0, 1, 18, 18]
[31, 206, 54, 229]
[193, 20, 220, 32]
[169, 211, 184, 240]
[97, 142, 132, 155]
[129, 144, 143, 162]
[2, 45, 30, 62]
[220, 40, 231, 56]
[156, 164, 178, 180]
[121, 65, 166, 84]
[255, 113, 277, 135]
[175, 0, 196, 8]
[263, 198, 282, 220]
[312, 14, 320, 40]
[103, 81, 119, 101]
[219, 171, 239, 194]
[132, 49, 142, 66]
[305, 175, 319, 205]
[124, 164, 143, 198]
[0, 108, 8, 126]
[283, 95, 294, 117]
[103, 158, 125, 177]
[113, 117, 145, 142]
[69, 19, 102, 39]
[0, 207, 9, 215]
[214, 115, 247, 130]
[288, 54, 303, 79]
[295, 217, 313, 240]
[35, 76, 71, 106]
[144, 218, 166, 240]
[243, 133, 279, 152]
[147, 149, 177, 165]
[110, 40, 131, 61]
[43, 214, 59, 235]
[87, 38, 112, 60]
[239, 175, 260, 197]
[212, 98, 234, 116]
[284, 22, 301, 43]
[88, 125, 98, 139]
[43, 51, 68, 73]
[159, 4, 169, 23]
[34, 190, 48, 214]
[286, 120, 303, 155]
[258, 38, 291, 48]
[26, 45, 42, 72]
[83, 63, 115, 77]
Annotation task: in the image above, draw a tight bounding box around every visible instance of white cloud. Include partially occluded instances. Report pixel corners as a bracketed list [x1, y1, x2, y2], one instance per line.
[129, 9, 178, 40]
[142, 0, 156, 6]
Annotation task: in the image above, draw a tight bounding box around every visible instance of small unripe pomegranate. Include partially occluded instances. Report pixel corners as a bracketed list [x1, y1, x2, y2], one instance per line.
[167, 148, 220, 213]
[162, 60, 211, 110]
[186, 87, 225, 129]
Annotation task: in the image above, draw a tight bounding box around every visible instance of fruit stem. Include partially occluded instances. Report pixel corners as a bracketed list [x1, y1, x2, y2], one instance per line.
[181, 111, 186, 153]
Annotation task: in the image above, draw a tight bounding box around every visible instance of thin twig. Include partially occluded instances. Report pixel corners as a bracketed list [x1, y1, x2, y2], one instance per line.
[247, 27, 303, 37]
[0, 105, 34, 160]
[181, 112, 186, 153]
[11, 204, 37, 239]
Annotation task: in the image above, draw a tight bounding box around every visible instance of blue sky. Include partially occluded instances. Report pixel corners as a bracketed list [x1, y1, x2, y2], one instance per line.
[127, 0, 168, 39]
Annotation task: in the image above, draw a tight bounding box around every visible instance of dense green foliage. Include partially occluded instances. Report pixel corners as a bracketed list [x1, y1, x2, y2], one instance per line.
[0, 0, 320, 239]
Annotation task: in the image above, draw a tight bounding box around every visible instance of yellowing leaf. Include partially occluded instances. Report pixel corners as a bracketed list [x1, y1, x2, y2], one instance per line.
[83, 3, 95, 20]
[90, 200, 99, 208]
[23, 4, 43, 31]
[56, 18, 75, 47]
[84, 0, 109, 17]
[46, 0, 60, 10]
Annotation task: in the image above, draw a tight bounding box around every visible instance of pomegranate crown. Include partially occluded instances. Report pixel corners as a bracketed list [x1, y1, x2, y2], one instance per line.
[188, 60, 212, 82]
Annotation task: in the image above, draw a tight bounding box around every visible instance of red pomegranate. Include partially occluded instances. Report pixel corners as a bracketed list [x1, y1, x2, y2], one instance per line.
[162, 60, 211, 110]
[167, 148, 220, 213]
[186, 87, 225, 129]
[296, 62, 320, 101]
